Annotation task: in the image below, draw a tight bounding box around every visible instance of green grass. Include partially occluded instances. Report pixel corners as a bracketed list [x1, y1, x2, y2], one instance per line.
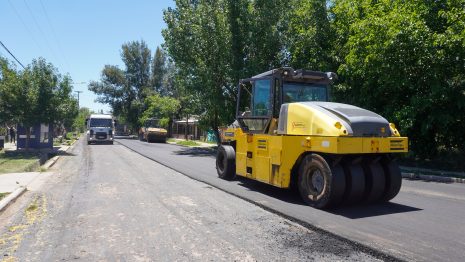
[176, 140, 201, 146]
[167, 138, 176, 143]
[26, 203, 38, 212]
[0, 192, 9, 201]
[0, 152, 40, 174]
[65, 132, 79, 140]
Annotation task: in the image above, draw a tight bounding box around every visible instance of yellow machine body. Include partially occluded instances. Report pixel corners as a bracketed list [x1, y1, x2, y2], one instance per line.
[139, 118, 168, 142]
[222, 102, 408, 188]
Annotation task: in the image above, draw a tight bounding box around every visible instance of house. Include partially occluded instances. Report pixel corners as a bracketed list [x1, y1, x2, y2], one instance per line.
[171, 116, 201, 140]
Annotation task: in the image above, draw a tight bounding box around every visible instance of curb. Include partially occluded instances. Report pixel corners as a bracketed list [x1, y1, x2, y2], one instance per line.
[0, 187, 27, 213]
[40, 137, 78, 171]
[402, 172, 465, 184]
[42, 155, 60, 169]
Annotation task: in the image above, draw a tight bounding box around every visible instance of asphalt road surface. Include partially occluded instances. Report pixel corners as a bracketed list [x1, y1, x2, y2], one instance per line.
[116, 138, 465, 262]
[0, 139, 385, 261]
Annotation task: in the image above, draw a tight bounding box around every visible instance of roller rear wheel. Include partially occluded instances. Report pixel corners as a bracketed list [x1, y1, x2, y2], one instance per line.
[380, 158, 402, 202]
[216, 145, 236, 180]
[342, 163, 365, 205]
[298, 154, 346, 209]
[362, 160, 386, 203]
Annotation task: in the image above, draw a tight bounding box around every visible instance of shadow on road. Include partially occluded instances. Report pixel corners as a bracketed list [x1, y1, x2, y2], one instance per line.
[329, 202, 423, 219]
[234, 176, 422, 218]
[115, 136, 137, 140]
[173, 147, 217, 158]
[87, 142, 115, 146]
[235, 176, 306, 206]
[54, 151, 76, 156]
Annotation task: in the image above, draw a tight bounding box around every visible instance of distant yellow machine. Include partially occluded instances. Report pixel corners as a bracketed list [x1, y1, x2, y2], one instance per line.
[217, 68, 408, 209]
[139, 118, 168, 143]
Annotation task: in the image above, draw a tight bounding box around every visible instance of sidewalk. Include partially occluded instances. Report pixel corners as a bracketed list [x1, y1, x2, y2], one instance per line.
[0, 140, 75, 211]
[0, 172, 41, 193]
[0, 172, 41, 212]
[2, 141, 17, 151]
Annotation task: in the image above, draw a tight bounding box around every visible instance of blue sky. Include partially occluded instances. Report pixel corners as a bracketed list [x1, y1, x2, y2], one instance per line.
[1, 0, 174, 113]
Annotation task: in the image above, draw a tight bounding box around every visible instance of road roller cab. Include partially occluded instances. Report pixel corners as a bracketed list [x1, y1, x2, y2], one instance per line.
[217, 68, 408, 209]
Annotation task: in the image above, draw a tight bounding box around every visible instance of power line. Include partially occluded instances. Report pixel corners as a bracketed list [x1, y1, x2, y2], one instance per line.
[39, 0, 71, 73]
[7, 0, 45, 55]
[0, 41, 25, 69]
[22, 0, 63, 67]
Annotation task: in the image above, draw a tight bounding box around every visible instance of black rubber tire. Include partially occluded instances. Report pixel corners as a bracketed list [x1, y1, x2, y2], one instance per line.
[328, 164, 346, 207]
[380, 158, 402, 202]
[216, 145, 236, 180]
[87, 141, 91, 145]
[362, 161, 386, 204]
[110, 141, 114, 145]
[342, 163, 366, 205]
[147, 137, 153, 143]
[298, 154, 346, 209]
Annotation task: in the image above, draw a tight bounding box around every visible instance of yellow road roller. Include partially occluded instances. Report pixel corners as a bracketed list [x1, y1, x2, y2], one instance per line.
[139, 118, 168, 143]
[216, 68, 408, 209]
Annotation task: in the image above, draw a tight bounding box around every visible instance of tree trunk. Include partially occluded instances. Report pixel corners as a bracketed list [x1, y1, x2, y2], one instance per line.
[184, 113, 189, 140]
[213, 109, 221, 146]
[213, 125, 221, 146]
[168, 117, 173, 137]
[25, 126, 30, 151]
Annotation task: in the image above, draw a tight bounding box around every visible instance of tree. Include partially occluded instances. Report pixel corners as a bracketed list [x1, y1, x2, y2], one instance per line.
[73, 107, 92, 133]
[1, 57, 77, 149]
[287, 0, 335, 71]
[163, 0, 236, 142]
[160, 0, 465, 160]
[89, 40, 153, 130]
[331, 0, 465, 158]
[0, 57, 20, 124]
[152, 47, 167, 95]
[140, 93, 180, 128]
[245, 0, 289, 73]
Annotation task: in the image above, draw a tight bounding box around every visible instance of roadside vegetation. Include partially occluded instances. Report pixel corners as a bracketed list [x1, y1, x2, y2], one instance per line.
[167, 138, 201, 147]
[0, 192, 8, 201]
[175, 140, 201, 147]
[0, 151, 40, 174]
[53, 132, 79, 147]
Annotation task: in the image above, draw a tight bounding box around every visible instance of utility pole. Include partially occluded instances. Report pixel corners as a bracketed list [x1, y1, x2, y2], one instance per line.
[75, 91, 83, 108]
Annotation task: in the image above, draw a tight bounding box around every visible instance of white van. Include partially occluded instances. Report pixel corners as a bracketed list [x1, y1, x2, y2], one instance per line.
[86, 114, 116, 145]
